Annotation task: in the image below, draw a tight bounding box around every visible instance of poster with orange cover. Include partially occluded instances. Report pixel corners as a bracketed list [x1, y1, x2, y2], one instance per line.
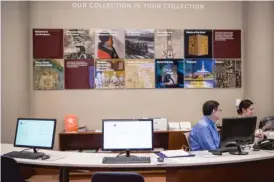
[64, 114, 78, 132]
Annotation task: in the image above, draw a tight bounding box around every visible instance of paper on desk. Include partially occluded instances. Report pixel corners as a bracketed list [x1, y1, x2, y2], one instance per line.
[153, 118, 168, 130]
[154, 148, 164, 152]
[179, 122, 191, 131]
[160, 150, 190, 157]
[168, 122, 180, 130]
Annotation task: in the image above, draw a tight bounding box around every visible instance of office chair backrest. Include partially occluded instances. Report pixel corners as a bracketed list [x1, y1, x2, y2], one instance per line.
[259, 116, 274, 130]
[183, 132, 190, 149]
[91, 172, 144, 182]
[1, 156, 25, 182]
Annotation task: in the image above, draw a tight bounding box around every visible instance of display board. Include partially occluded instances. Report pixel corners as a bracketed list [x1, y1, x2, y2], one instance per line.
[32, 29, 242, 90]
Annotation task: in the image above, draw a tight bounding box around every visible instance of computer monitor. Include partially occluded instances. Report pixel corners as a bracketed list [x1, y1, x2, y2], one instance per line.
[14, 118, 57, 153]
[221, 116, 257, 147]
[102, 119, 153, 157]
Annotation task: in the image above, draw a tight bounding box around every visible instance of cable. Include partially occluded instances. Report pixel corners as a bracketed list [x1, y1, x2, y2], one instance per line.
[20, 148, 40, 153]
[20, 148, 31, 152]
[116, 151, 125, 157]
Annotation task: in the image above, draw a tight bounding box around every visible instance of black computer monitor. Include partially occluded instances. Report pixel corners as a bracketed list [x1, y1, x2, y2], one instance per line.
[102, 119, 154, 157]
[221, 116, 257, 147]
[14, 118, 57, 153]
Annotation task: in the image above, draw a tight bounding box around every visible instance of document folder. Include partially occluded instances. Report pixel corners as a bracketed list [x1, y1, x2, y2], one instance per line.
[156, 150, 195, 158]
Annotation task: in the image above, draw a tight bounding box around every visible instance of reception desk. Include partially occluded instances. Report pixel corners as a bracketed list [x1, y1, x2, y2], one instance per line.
[1, 143, 274, 182]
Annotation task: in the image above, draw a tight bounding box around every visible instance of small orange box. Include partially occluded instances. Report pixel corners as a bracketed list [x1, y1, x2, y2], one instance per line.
[64, 114, 78, 132]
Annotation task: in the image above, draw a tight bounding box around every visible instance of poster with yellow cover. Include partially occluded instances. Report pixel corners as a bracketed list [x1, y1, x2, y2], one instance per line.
[125, 59, 155, 89]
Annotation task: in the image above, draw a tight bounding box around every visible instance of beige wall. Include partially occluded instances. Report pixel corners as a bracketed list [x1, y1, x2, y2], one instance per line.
[1, 2, 30, 143]
[272, 3, 274, 115]
[29, 1, 243, 133]
[2, 1, 273, 146]
[0, 1, 1, 140]
[243, 2, 274, 120]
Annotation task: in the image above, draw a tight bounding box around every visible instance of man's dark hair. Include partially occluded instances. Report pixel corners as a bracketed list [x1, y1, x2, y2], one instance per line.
[203, 100, 219, 116]
[237, 99, 253, 115]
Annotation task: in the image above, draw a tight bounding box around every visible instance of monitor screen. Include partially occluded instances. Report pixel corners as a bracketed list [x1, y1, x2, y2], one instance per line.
[221, 116, 257, 146]
[102, 119, 153, 151]
[14, 118, 56, 149]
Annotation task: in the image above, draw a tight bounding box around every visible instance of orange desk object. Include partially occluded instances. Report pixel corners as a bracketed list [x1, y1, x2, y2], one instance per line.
[64, 114, 78, 132]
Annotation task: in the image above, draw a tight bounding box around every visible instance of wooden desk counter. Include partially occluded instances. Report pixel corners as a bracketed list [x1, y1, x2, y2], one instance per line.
[58, 130, 189, 151]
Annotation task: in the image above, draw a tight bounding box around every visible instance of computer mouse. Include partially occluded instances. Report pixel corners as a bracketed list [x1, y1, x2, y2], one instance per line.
[157, 157, 164, 162]
[41, 155, 50, 160]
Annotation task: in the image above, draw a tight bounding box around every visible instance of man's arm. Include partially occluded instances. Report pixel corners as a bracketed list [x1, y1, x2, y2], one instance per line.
[196, 126, 218, 150]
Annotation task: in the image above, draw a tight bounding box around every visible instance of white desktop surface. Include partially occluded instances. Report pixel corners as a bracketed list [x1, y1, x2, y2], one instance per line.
[1, 143, 274, 169]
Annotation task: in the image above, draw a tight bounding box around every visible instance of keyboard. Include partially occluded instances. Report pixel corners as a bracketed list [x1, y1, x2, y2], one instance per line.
[4, 151, 44, 160]
[102, 156, 151, 164]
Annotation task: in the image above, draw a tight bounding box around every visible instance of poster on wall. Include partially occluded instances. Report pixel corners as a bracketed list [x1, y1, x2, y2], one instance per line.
[33, 29, 64, 59]
[184, 80, 214, 89]
[154, 29, 184, 59]
[95, 59, 125, 89]
[235, 60, 242, 88]
[184, 59, 214, 88]
[184, 29, 212, 58]
[31, 27, 242, 91]
[95, 29, 125, 59]
[125, 59, 155, 89]
[214, 59, 242, 88]
[33, 59, 64, 90]
[213, 30, 241, 58]
[64, 29, 95, 60]
[155, 59, 184, 88]
[125, 29, 155, 59]
[64, 59, 95, 89]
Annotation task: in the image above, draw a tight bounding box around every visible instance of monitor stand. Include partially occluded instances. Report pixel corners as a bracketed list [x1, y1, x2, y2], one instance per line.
[117, 150, 137, 158]
[21, 148, 44, 159]
[226, 142, 248, 155]
[33, 148, 39, 153]
[230, 150, 248, 155]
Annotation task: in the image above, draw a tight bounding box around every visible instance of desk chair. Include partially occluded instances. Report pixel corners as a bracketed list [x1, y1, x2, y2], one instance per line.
[1, 156, 25, 182]
[259, 116, 274, 130]
[91, 172, 144, 182]
[183, 132, 190, 150]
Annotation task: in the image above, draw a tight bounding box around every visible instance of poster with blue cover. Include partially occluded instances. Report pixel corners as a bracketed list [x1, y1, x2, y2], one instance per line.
[155, 59, 184, 88]
[184, 58, 214, 88]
